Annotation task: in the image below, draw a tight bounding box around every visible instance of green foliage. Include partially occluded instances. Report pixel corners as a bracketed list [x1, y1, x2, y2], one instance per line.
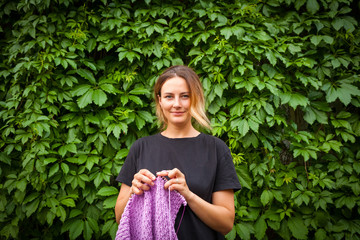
[1, 0, 359, 239]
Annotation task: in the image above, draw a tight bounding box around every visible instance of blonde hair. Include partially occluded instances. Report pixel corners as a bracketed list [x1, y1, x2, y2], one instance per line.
[154, 65, 211, 130]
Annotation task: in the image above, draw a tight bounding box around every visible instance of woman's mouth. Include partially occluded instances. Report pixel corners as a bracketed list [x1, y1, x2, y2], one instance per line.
[171, 111, 184, 116]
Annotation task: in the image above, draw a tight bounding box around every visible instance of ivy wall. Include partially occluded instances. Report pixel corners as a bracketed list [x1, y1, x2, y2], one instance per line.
[1, 0, 360, 239]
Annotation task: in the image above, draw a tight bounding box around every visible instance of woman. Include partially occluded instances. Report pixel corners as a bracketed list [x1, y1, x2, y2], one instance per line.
[115, 65, 241, 239]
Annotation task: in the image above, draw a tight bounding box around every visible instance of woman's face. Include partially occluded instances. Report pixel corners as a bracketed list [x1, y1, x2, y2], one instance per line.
[159, 76, 192, 128]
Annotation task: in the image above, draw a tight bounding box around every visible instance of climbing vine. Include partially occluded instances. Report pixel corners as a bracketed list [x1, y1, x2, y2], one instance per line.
[0, 0, 359, 239]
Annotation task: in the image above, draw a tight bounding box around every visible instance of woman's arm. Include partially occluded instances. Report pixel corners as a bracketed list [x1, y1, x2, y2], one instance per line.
[157, 169, 235, 235]
[115, 184, 131, 224]
[186, 189, 235, 235]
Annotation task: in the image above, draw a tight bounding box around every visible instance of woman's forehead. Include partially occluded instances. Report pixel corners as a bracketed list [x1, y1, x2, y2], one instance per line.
[161, 77, 189, 91]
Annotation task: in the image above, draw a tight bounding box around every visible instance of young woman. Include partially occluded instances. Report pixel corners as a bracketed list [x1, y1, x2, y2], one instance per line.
[115, 65, 241, 239]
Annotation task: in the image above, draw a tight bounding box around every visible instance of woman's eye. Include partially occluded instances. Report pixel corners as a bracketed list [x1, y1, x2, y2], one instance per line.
[164, 95, 173, 99]
[182, 95, 189, 98]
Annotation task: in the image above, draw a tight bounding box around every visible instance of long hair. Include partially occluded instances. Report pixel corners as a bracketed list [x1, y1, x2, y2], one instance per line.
[154, 65, 211, 130]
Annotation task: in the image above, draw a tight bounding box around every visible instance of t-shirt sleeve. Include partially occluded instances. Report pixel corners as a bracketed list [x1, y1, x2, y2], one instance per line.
[115, 140, 139, 186]
[213, 139, 241, 193]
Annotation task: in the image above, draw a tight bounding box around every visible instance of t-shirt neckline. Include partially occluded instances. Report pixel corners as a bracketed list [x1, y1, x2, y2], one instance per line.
[158, 132, 203, 140]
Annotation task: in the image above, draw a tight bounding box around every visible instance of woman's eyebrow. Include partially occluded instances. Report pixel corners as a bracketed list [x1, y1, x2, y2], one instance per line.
[162, 92, 190, 95]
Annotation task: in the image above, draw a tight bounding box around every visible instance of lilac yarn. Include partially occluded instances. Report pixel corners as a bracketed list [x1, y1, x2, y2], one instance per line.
[116, 177, 187, 240]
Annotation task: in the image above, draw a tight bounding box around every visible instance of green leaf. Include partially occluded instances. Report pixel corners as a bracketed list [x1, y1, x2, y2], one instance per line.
[25, 198, 40, 217]
[310, 35, 322, 46]
[146, 25, 154, 36]
[67, 59, 77, 69]
[61, 198, 76, 207]
[77, 89, 94, 108]
[220, 27, 232, 40]
[71, 84, 91, 97]
[86, 114, 100, 125]
[49, 164, 59, 177]
[82, 60, 95, 71]
[272, 190, 283, 203]
[121, 95, 129, 105]
[214, 84, 224, 97]
[254, 216, 267, 240]
[154, 24, 164, 35]
[61, 163, 69, 174]
[16, 178, 27, 192]
[354, 162, 360, 174]
[87, 217, 99, 233]
[135, 115, 146, 130]
[100, 84, 117, 94]
[262, 64, 276, 79]
[323, 36, 334, 44]
[129, 87, 150, 95]
[87, 38, 97, 52]
[265, 50, 277, 65]
[66, 143, 77, 153]
[307, 0, 320, 14]
[260, 190, 273, 206]
[111, 125, 121, 138]
[331, 59, 341, 68]
[155, 18, 167, 25]
[288, 93, 309, 109]
[225, 226, 236, 240]
[315, 228, 327, 240]
[129, 95, 143, 106]
[188, 47, 202, 56]
[115, 149, 129, 159]
[66, 157, 85, 164]
[103, 195, 117, 209]
[235, 165, 252, 190]
[264, 103, 274, 116]
[97, 186, 118, 196]
[304, 107, 316, 124]
[230, 102, 244, 117]
[232, 26, 245, 39]
[84, 221, 93, 240]
[288, 216, 308, 239]
[351, 182, 360, 196]
[217, 14, 228, 24]
[322, 82, 360, 106]
[137, 111, 153, 122]
[332, 18, 344, 31]
[232, 118, 249, 137]
[92, 89, 107, 106]
[248, 116, 260, 132]
[236, 222, 252, 240]
[69, 220, 84, 239]
[77, 69, 96, 84]
[288, 44, 301, 54]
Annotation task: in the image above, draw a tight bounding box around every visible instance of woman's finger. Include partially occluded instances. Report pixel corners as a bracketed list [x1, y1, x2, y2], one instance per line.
[161, 168, 184, 190]
[156, 170, 170, 177]
[168, 168, 184, 179]
[139, 169, 156, 181]
[132, 186, 143, 195]
[135, 169, 155, 186]
[131, 169, 156, 195]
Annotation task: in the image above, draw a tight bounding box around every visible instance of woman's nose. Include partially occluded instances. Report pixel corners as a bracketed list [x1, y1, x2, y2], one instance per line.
[173, 96, 181, 107]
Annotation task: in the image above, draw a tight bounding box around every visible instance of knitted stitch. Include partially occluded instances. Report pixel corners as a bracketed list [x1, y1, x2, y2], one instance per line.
[116, 177, 187, 240]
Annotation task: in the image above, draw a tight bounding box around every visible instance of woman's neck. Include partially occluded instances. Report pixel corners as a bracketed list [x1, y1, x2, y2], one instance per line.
[161, 123, 200, 138]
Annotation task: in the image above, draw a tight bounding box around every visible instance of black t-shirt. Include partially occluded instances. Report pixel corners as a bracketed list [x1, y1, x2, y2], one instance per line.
[116, 133, 241, 240]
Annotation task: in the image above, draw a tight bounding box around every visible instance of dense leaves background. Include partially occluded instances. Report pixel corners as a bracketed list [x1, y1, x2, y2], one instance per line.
[1, 0, 360, 239]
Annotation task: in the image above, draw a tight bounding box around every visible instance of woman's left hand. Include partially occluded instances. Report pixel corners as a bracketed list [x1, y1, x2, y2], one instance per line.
[156, 168, 193, 201]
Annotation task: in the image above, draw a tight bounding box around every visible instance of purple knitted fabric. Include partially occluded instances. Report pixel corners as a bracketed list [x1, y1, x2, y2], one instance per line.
[116, 177, 187, 240]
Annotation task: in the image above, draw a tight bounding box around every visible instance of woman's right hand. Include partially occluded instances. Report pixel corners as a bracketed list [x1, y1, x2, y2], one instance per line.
[131, 169, 156, 195]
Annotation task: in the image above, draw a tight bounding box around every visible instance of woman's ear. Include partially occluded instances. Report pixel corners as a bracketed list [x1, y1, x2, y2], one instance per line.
[158, 94, 162, 106]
